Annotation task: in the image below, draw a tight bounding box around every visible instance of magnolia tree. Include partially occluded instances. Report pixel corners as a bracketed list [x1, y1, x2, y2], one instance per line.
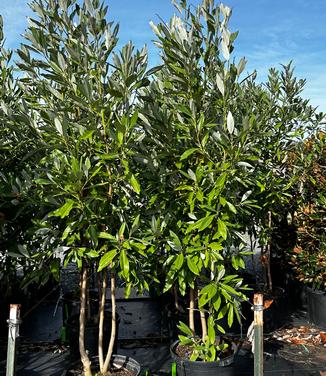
[288, 132, 325, 291]
[140, 0, 325, 360]
[15, 0, 156, 374]
[2, 0, 324, 369]
[237, 64, 325, 291]
[0, 15, 47, 300]
[140, 0, 259, 360]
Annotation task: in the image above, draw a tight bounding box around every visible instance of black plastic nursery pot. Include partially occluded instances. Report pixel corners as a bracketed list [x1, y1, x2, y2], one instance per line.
[64, 354, 141, 376]
[162, 302, 202, 340]
[66, 312, 119, 361]
[263, 287, 290, 333]
[285, 277, 308, 311]
[245, 286, 289, 333]
[170, 340, 238, 376]
[62, 290, 99, 324]
[307, 287, 326, 328]
[111, 355, 141, 376]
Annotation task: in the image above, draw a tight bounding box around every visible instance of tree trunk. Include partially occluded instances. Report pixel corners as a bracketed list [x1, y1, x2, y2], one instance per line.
[173, 284, 183, 312]
[189, 287, 195, 334]
[86, 285, 91, 321]
[266, 211, 273, 291]
[79, 263, 92, 376]
[102, 271, 117, 374]
[98, 269, 107, 370]
[200, 310, 207, 342]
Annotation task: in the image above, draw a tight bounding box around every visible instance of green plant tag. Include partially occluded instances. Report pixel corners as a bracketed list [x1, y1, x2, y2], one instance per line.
[171, 362, 177, 376]
[60, 326, 67, 343]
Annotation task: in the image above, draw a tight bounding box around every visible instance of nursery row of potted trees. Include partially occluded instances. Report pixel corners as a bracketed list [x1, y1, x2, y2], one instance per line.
[0, 0, 325, 375]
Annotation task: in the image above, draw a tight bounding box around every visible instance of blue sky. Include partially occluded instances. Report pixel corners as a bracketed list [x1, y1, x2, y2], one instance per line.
[1, 0, 325, 112]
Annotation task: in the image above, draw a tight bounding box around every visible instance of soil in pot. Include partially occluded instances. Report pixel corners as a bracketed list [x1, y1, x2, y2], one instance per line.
[66, 355, 141, 376]
[66, 311, 119, 360]
[171, 339, 239, 376]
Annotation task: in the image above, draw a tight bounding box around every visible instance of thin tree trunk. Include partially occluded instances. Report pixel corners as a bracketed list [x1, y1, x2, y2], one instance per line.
[200, 310, 207, 342]
[173, 284, 183, 312]
[102, 271, 117, 374]
[250, 233, 257, 284]
[86, 285, 91, 321]
[189, 287, 195, 334]
[98, 269, 107, 370]
[266, 211, 273, 291]
[79, 263, 92, 376]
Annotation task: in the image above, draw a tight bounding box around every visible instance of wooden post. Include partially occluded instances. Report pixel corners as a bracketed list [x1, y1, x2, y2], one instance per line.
[6, 304, 21, 376]
[253, 293, 263, 376]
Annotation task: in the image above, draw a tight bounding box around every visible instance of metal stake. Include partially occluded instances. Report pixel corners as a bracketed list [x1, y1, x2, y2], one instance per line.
[253, 294, 263, 376]
[6, 304, 21, 376]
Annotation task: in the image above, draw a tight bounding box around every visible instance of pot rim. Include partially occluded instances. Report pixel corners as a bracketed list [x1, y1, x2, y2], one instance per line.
[306, 286, 326, 295]
[64, 354, 141, 376]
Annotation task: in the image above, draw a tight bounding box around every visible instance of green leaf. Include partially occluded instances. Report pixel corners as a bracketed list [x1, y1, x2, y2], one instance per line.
[217, 324, 225, 334]
[85, 157, 91, 170]
[180, 148, 199, 160]
[216, 73, 224, 96]
[50, 199, 75, 218]
[119, 223, 126, 237]
[209, 242, 224, 251]
[226, 201, 237, 214]
[228, 304, 234, 327]
[237, 57, 247, 75]
[54, 118, 63, 135]
[98, 232, 116, 241]
[120, 249, 129, 278]
[201, 284, 217, 299]
[215, 173, 227, 190]
[187, 214, 215, 233]
[129, 174, 140, 194]
[227, 111, 234, 134]
[187, 257, 199, 275]
[213, 295, 222, 311]
[221, 39, 230, 60]
[130, 110, 139, 128]
[173, 253, 184, 270]
[79, 130, 94, 141]
[86, 250, 99, 258]
[17, 244, 29, 257]
[217, 219, 227, 240]
[217, 268, 226, 281]
[178, 335, 193, 345]
[169, 231, 182, 247]
[130, 215, 140, 234]
[207, 316, 216, 345]
[35, 178, 51, 185]
[98, 250, 117, 271]
[187, 169, 196, 181]
[177, 321, 194, 336]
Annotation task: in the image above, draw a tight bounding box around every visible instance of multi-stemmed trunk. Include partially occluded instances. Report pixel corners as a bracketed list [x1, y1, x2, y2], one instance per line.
[100, 270, 117, 375]
[79, 264, 118, 376]
[79, 262, 92, 376]
[98, 269, 107, 370]
[266, 211, 273, 291]
[200, 310, 207, 342]
[189, 284, 207, 342]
